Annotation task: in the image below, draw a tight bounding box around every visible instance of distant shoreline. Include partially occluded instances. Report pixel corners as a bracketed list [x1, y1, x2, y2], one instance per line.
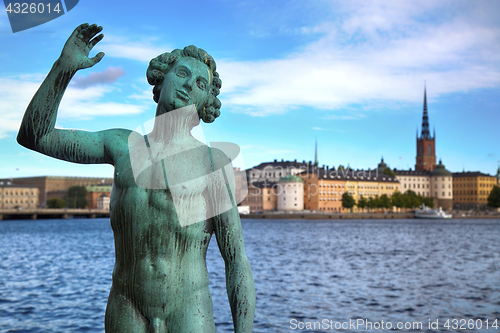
[240, 212, 500, 220]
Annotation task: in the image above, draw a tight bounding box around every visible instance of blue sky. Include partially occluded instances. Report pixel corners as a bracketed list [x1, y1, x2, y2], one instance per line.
[1, 0, 499, 178]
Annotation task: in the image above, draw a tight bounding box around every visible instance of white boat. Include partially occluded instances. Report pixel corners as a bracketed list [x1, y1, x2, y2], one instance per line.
[415, 205, 452, 219]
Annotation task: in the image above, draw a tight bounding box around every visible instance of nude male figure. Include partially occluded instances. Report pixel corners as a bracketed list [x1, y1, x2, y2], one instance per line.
[17, 23, 255, 333]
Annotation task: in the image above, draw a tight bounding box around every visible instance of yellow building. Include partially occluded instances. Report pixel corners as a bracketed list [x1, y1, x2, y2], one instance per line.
[453, 171, 497, 210]
[262, 184, 278, 211]
[0, 182, 39, 209]
[300, 167, 400, 212]
[300, 168, 347, 213]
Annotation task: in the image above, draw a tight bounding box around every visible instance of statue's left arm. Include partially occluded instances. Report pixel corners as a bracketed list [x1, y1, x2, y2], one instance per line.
[212, 151, 256, 333]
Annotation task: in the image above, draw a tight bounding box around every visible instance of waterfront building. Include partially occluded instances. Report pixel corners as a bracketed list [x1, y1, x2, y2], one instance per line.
[394, 169, 431, 197]
[430, 160, 453, 210]
[395, 160, 453, 210]
[299, 165, 400, 212]
[276, 175, 304, 211]
[299, 167, 346, 212]
[240, 181, 276, 213]
[0, 176, 113, 207]
[97, 194, 110, 211]
[415, 86, 437, 172]
[452, 171, 497, 210]
[0, 181, 39, 209]
[86, 184, 113, 209]
[246, 159, 309, 184]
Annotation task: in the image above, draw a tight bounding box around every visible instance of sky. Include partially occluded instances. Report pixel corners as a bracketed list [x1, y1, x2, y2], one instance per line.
[1, 0, 499, 179]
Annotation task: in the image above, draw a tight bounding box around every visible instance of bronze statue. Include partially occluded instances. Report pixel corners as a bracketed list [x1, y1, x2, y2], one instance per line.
[17, 23, 255, 333]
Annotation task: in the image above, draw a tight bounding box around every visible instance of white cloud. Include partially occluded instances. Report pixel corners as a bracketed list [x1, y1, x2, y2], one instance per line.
[99, 34, 172, 62]
[0, 75, 147, 138]
[217, 0, 500, 117]
[323, 114, 365, 120]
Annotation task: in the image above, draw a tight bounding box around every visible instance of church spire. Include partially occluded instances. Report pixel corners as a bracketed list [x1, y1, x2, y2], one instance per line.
[314, 137, 318, 167]
[421, 84, 431, 139]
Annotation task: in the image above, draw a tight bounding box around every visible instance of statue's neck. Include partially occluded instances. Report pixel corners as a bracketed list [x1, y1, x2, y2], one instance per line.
[149, 104, 200, 144]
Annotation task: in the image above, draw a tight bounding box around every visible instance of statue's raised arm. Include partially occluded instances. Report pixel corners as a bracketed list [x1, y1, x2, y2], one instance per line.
[17, 23, 127, 165]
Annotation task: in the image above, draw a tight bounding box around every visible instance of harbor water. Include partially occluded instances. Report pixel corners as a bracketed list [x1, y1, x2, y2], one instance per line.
[0, 218, 499, 332]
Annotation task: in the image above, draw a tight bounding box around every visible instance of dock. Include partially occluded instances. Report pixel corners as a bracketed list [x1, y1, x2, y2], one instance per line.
[0, 208, 110, 220]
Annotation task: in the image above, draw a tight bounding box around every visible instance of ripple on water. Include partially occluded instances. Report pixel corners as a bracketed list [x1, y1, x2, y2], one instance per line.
[1, 218, 499, 332]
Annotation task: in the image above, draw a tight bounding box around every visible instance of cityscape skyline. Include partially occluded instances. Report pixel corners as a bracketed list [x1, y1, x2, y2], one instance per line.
[1, 0, 499, 178]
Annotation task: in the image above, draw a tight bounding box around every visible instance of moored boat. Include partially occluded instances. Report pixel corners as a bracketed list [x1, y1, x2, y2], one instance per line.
[415, 205, 452, 219]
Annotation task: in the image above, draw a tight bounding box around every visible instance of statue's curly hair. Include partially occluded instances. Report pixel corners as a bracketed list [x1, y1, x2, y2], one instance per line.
[146, 45, 222, 123]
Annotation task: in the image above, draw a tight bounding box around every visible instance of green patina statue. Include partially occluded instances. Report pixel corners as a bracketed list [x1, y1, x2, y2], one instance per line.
[17, 23, 255, 332]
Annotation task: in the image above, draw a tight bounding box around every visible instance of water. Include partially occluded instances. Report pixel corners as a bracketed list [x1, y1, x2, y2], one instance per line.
[0, 218, 499, 332]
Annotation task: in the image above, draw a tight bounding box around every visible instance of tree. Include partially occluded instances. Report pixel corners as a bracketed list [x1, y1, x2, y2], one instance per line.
[422, 197, 434, 208]
[367, 195, 378, 209]
[342, 192, 355, 209]
[379, 194, 392, 209]
[487, 186, 500, 208]
[383, 168, 396, 177]
[47, 197, 66, 208]
[391, 191, 405, 208]
[338, 165, 345, 171]
[357, 196, 367, 210]
[65, 186, 89, 208]
[405, 190, 421, 208]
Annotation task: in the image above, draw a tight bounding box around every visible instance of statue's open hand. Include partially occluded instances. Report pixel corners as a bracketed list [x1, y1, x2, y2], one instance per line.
[59, 23, 105, 70]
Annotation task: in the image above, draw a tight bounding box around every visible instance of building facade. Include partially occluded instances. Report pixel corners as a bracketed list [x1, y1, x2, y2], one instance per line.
[395, 160, 453, 210]
[276, 175, 304, 211]
[240, 181, 277, 213]
[86, 184, 113, 209]
[0, 176, 113, 207]
[453, 171, 497, 210]
[300, 165, 400, 212]
[0, 182, 39, 209]
[97, 194, 110, 210]
[246, 160, 309, 184]
[429, 161, 453, 210]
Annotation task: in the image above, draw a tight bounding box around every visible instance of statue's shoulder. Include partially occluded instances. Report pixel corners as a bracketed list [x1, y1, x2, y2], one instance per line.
[100, 128, 135, 159]
[208, 147, 231, 171]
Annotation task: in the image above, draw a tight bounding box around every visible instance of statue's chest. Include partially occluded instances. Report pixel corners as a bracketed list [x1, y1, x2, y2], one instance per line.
[112, 151, 213, 226]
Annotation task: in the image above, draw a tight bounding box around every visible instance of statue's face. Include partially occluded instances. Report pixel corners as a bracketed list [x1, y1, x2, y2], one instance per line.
[159, 57, 211, 114]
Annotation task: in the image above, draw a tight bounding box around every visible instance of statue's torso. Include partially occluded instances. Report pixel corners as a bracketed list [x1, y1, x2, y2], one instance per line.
[108, 139, 216, 320]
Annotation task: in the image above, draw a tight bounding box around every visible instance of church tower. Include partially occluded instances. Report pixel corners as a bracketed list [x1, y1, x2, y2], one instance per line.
[415, 86, 436, 171]
[314, 137, 318, 167]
